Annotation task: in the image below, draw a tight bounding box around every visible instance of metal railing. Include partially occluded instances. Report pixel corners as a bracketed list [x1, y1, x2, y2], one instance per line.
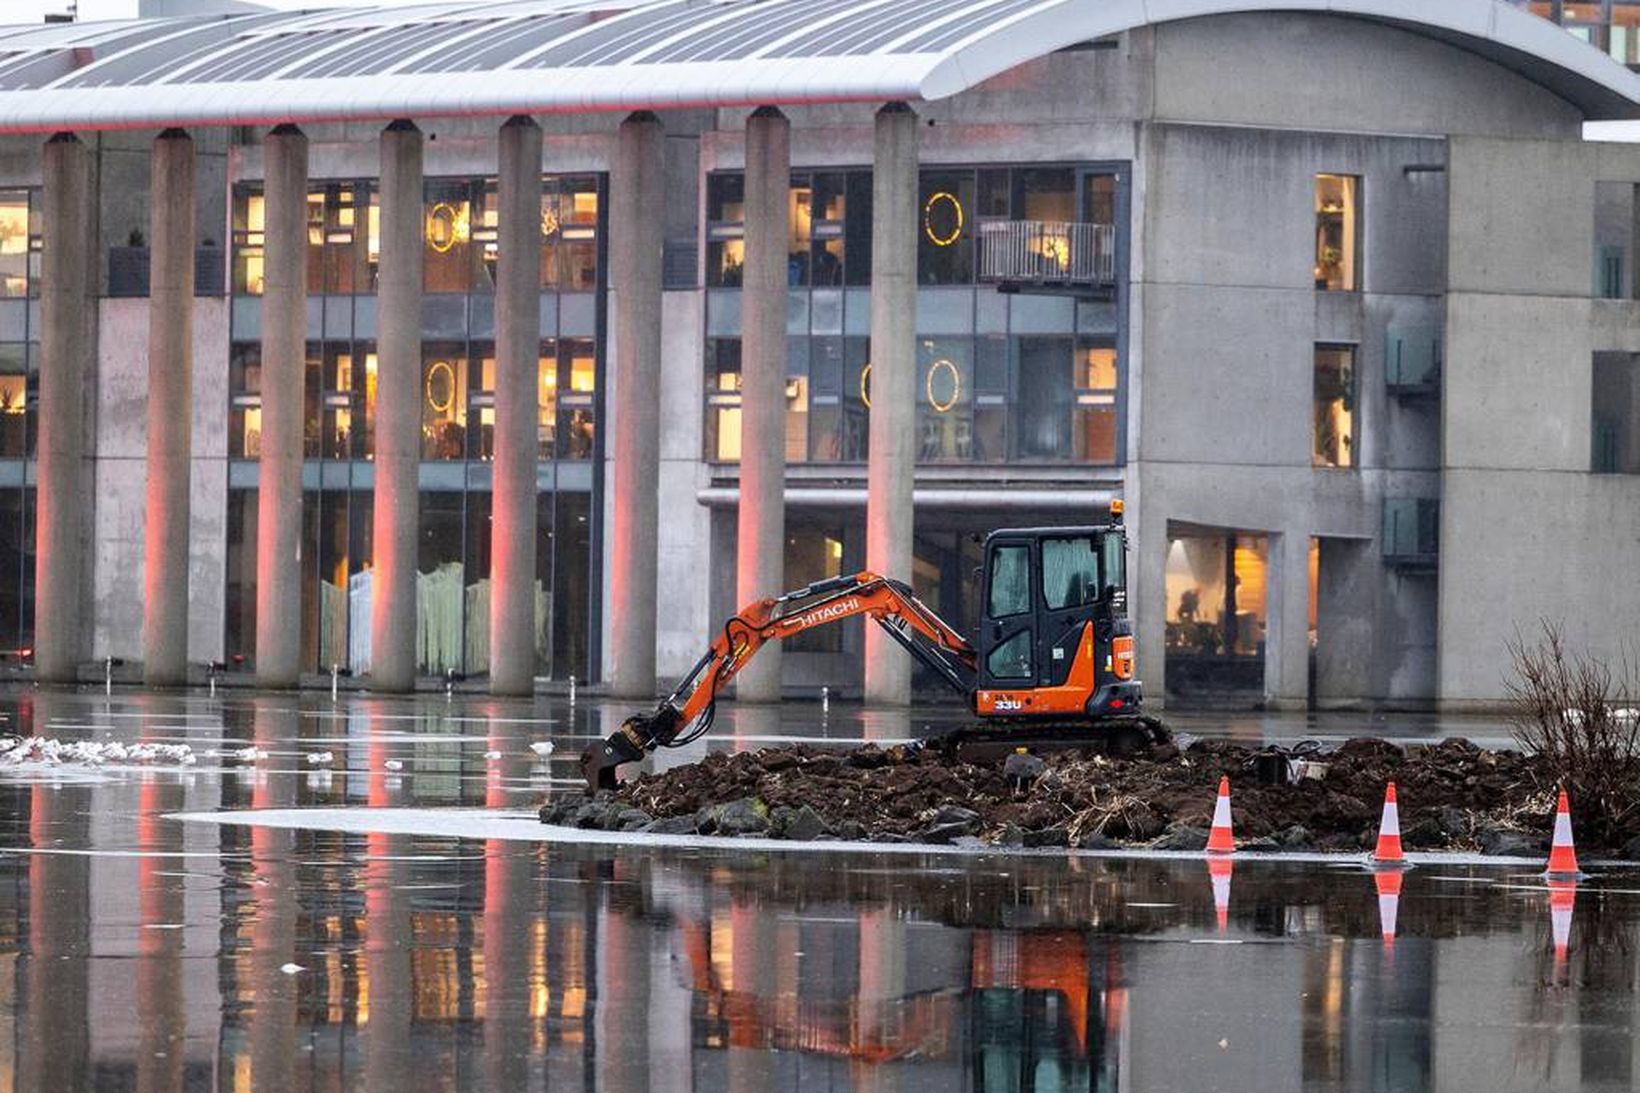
[977, 220, 1116, 287]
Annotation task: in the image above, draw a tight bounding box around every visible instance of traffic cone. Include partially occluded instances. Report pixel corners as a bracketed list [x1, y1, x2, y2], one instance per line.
[1544, 788, 1583, 879]
[1208, 855, 1233, 934]
[1548, 877, 1576, 971]
[1374, 869, 1403, 946]
[1372, 782, 1407, 866]
[1205, 776, 1235, 854]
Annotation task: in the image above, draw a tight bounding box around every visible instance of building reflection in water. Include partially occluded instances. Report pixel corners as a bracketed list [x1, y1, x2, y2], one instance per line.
[0, 691, 1635, 1091]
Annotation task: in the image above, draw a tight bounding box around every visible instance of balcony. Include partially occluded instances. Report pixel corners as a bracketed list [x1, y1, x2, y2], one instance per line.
[1382, 498, 1439, 571]
[977, 220, 1116, 296]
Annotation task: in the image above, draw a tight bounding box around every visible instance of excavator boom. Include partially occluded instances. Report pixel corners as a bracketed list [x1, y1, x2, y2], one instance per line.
[583, 571, 975, 790]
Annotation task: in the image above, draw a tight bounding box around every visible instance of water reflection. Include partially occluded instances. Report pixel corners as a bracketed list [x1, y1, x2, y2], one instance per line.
[0, 688, 1633, 1091]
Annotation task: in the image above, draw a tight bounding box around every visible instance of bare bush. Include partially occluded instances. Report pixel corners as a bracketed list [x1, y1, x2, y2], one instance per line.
[1506, 620, 1640, 845]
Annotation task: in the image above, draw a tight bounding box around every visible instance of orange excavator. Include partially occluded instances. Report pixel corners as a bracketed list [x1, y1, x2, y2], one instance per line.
[583, 503, 1165, 789]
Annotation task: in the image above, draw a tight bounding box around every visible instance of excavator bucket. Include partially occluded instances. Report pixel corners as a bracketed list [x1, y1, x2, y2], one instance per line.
[581, 704, 683, 792]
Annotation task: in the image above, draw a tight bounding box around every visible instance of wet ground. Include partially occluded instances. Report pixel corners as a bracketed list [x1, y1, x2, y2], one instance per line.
[0, 686, 1631, 1092]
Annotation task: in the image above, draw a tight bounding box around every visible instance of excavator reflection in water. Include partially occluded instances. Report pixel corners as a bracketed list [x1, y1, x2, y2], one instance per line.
[586, 502, 1166, 789]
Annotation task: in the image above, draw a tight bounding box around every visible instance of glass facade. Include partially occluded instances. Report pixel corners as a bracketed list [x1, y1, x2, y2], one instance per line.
[1519, 1, 1640, 66]
[0, 189, 38, 659]
[227, 173, 604, 680]
[1163, 531, 1269, 698]
[703, 164, 1126, 467]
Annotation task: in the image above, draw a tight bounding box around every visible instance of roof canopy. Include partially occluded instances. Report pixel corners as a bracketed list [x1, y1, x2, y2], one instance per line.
[0, 0, 1631, 132]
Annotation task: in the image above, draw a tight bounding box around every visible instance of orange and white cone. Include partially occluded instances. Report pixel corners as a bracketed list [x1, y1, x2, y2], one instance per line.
[1205, 776, 1235, 854]
[1544, 788, 1583, 879]
[1208, 856, 1233, 934]
[1372, 782, 1407, 867]
[1548, 877, 1576, 970]
[1374, 869, 1403, 947]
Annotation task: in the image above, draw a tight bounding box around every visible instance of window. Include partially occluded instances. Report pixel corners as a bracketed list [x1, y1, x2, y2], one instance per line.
[1593, 182, 1636, 300]
[1314, 175, 1360, 292]
[987, 630, 1033, 680]
[1075, 338, 1118, 462]
[1042, 536, 1099, 609]
[1592, 351, 1640, 474]
[0, 344, 31, 459]
[1314, 345, 1356, 468]
[919, 171, 975, 285]
[1101, 532, 1125, 599]
[987, 545, 1031, 618]
[0, 193, 34, 300]
[705, 174, 746, 288]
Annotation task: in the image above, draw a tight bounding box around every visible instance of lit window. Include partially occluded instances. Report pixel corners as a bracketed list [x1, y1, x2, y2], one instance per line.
[1314, 174, 1360, 292]
[1314, 345, 1356, 469]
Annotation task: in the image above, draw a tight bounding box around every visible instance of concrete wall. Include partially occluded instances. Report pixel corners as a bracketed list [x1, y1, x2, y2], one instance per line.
[1440, 138, 1640, 705]
[1131, 122, 1447, 705]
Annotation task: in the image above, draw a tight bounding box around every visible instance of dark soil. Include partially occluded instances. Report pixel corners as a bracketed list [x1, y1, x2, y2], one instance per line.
[540, 736, 1640, 857]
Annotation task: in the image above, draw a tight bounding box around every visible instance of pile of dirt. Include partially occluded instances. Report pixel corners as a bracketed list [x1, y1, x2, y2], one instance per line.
[539, 736, 1640, 857]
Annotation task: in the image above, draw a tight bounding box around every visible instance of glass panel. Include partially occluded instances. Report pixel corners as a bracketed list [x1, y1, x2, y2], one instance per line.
[1101, 532, 1125, 596]
[423, 342, 467, 459]
[558, 338, 596, 460]
[1313, 345, 1355, 468]
[557, 176, 600, 292]
[787, 173, 811, 288]
[987, 544, 1031, 618]
[316, 488, 350, 671]
[704, 338, 741, 462]
[1592, 351, 1640, 474]
[977, 169, 1010, 218]
[1016, 167, 1076, 222]
[843, 172, 873, 287]
[1314, 174, 1361, 292]
[786, 335, 808, 463]
[463, 491, 491, 675]
[417, 490, 466, 676]
[987, 630, 1033, 680]
[1042, 536, 1099, 610]
[917, 337, 972, 463]
[551, 491, 591, 679]
[919, 170, 975, 286]
[0, 192, 31, 299]
[424, 179, 477, 294]
[538, 340, 557, 460]
[1074, 337, 1118, 464]
[224, 489, 258, 662]
[0, 344, 28, 459]
[810, 172, 846, 288]
[1014, 336, 1074, 460]
[232, 186, 266, 295]
[784, 523, 846, 652]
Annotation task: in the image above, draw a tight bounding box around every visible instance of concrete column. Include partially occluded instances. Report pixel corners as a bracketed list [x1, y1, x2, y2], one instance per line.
[142, 129, 195, 686]
[33, 133, 95, 683]
[255, 125, 308, 687]
[864, 103, 918, 705]
[490, 116, 543, 696]
[1264, 530, 1312, 710]
[734, 107, 790, 703]
[370, 120, 424, 692]
[607, 112, 664, 699]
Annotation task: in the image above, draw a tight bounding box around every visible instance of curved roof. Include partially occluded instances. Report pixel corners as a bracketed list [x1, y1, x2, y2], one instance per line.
[0, 0, 1630, 132]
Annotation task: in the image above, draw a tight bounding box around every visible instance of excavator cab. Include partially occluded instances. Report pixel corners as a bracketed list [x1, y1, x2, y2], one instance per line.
[972, 510, 1139, 721]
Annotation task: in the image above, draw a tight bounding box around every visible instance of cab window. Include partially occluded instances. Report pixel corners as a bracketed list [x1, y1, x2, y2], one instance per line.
[1101, 532, 1125, 595]
[987, 631, 1033, 680]
[1042, 536, 1099, 610]
[987, 545, 1031, 618]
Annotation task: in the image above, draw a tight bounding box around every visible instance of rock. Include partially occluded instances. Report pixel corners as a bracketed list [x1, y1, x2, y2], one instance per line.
[995, 823, 1026, 848]
[1401, 816, 1442, 848]
[1150, 823, 1209, 852]
[1240, 837, 1282, 853]
[539, 798, 579, 825]
[569, 802, 609, 829]
[846, 747, 891, 769]
[1024, 826, 1070, 849]
[1479, 826, 1541, 857]
[951, 836, 989, 851]
[1148, 742, 1181, 763]
[1435, 806, 1471, 840]
[870, 831, 911, 844]
[1003, 752, 1047, 786]
[615, 808, 653, 832]
[782, 805, 831, 842]
[920, 805, 982, 844]
[701, 798, 770, 836]
[835, 820, 867, 841]
[1621, 835, 1640, 861]
[640, 815, 699, 836]
[1276, 824, 1313, 849]
[1073, 830, 1117, 850]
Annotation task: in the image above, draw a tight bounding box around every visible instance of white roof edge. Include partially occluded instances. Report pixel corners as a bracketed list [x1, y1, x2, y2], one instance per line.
[920, 0, 1640, 118]
[0, 58, 933, 133]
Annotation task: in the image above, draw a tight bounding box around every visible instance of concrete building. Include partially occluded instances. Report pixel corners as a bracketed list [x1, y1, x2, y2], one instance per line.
[0, 0, 1635, 707]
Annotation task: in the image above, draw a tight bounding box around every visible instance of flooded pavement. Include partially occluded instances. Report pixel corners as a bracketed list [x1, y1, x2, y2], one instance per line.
[0, 686, 1627, 1092]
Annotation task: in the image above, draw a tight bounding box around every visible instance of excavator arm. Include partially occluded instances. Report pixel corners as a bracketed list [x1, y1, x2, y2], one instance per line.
[582, 571, 977, 790]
